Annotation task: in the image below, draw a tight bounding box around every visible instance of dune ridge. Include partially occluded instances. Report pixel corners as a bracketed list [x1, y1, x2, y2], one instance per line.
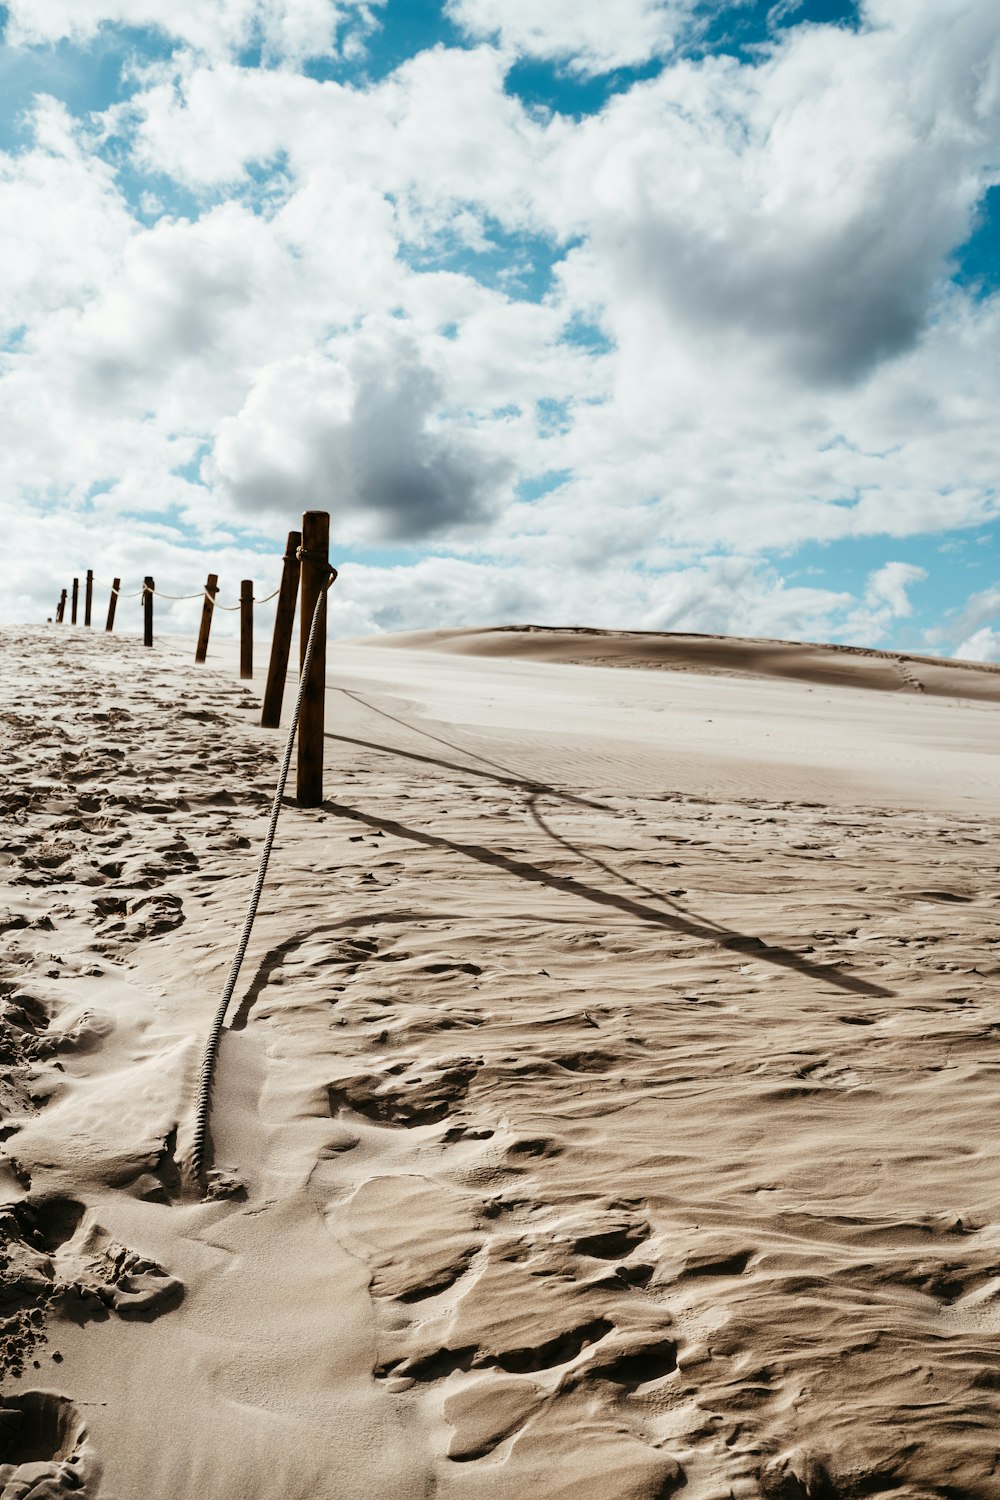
[1, 622, 1000, 1498]
[364, 623, 1000, 701]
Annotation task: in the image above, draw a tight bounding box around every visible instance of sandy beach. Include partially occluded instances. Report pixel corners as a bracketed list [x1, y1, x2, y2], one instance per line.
[3, 621, 1000, 1499]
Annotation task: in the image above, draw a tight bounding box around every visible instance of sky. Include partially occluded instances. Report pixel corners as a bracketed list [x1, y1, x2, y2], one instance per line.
[0, 0, 998, 659]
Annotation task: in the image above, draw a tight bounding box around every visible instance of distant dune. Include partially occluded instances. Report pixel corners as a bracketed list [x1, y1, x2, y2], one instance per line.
[363, 623, 1000, 701]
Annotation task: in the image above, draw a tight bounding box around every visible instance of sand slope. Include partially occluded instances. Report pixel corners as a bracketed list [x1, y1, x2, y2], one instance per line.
[2, 623, 1000, 1499]
[364, 623, 1000, 702]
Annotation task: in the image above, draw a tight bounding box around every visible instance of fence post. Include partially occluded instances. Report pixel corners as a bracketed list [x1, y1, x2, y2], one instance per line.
[296, 510, 329, 807]
[71, 577, 79, 624]
[84, 569, 93, 627]
[106, 579, 120, 632]
[240, 580, 253, 680]
[260, 530, 301, 728]
[195, 573, 219, 663]
[143, 577, 154, 648]
[56, 589, 67, 623]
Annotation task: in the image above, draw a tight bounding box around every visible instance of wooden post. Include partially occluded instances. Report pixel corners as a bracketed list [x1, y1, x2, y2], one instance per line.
[195, 573, 219, 663]
[56, 589, 67, 623]
[71, 577, 79, 624]
[260, 531, 301, 728]
[240, 580, 253, 679]
[143, 577, 154, 648]
[296, 511, 329, 807]
[84, 569, 93, 627]
[106, 579, 120, 632]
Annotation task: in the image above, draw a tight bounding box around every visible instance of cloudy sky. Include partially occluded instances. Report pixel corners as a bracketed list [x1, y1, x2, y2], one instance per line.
[1, 0, 998, 657]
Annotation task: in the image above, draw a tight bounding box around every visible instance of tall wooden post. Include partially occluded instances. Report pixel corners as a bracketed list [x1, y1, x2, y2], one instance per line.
[71, 577, 79, 624]
[84, 570, 93, 627]
[296, 511, 329, 807]
[106, 579, 120, 632]
[143, 577, 154, 648]
[195, 573, 219, 663]
[56, 589, 67, 623]
[240, 580, 253, 680]
[260, 531, 301, 728]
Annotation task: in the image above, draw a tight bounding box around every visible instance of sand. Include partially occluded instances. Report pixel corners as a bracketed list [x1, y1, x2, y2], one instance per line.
[2, 621, 1000, 1499]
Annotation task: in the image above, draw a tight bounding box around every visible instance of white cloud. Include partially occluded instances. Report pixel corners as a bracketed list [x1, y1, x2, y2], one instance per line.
[1, 1, 1000, 651]
[0, 98, 131, 338]
[444, 0, 688, 76]
[2, 0, 378, 64]
[865, 561, 928, 617]
[542, 2, 1000, 384]
[954, 626, 1000, 663]
[935, 586, 1000, 663]
[207, 320, 518, 542]
[322, 553, 855, 641]
[839, 560, 928, 644]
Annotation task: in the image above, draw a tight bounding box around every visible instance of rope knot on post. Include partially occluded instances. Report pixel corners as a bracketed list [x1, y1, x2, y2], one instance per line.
[294, 545, 337, 584]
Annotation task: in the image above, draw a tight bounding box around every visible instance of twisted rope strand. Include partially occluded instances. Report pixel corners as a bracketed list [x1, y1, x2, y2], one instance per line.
[190, 567, 336, 1188]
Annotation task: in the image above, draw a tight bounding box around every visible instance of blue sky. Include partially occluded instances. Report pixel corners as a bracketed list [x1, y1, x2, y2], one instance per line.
[0, 0, 997, 657]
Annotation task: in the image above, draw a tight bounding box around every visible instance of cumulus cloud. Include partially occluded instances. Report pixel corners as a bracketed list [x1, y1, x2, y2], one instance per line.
[939, 586, 1000, 662]
[953, 627, 1000, 663]
[0, 98, 132, 338]
[2, 0, 378, 63]
[865, 562, 927, 617]
[840, 560, 928, 644]
[323, 553, 854, 641]
[444, 0, 688, 76]
[2, 0, 999, 650]
[544, 0, 1000, 385]
[208, 323, 517, 542]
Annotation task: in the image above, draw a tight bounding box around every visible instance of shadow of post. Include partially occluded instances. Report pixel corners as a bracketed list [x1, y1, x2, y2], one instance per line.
[320, 797, 892, 1001]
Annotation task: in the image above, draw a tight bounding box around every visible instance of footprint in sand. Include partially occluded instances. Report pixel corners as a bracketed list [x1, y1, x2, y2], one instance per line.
[0, 1392, 100, 1499]
[1, 1189, 184, 1380]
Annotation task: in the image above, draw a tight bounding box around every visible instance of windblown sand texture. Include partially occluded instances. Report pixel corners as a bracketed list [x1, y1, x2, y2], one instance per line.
[2, 621, 1000, 1499]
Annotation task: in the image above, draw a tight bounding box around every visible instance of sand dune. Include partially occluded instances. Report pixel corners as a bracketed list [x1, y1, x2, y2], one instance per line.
[2, 622, 1000, 1498]
[365, 623, 1000, 702]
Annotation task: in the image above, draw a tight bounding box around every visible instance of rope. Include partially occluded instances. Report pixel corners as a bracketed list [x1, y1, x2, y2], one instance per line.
[190, 566, 337, 1189]
[93, 580, 282, 606]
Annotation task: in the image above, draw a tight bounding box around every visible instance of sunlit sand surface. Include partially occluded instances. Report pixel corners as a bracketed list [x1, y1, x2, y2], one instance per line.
[2, 623, 999, 1498]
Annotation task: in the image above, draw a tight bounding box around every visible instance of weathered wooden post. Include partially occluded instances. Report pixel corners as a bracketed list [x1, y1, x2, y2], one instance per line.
[71, 577, 79, 624]
[84, 569, 93, 627]
[143, 577, 154, 648]
[195, 573, 219, 663]
[106, 579, 120, 632]
[296, 511, 329, 807]
[240, 580, 253, 680]
[56, 589, 67, 623]
[260, 531, 301, 728]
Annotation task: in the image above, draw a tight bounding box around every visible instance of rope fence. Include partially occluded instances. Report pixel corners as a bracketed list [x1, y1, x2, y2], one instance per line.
[48, 511, 337, 1196]
[57, 560, 297, 679]
[106, 583, 278, 604]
